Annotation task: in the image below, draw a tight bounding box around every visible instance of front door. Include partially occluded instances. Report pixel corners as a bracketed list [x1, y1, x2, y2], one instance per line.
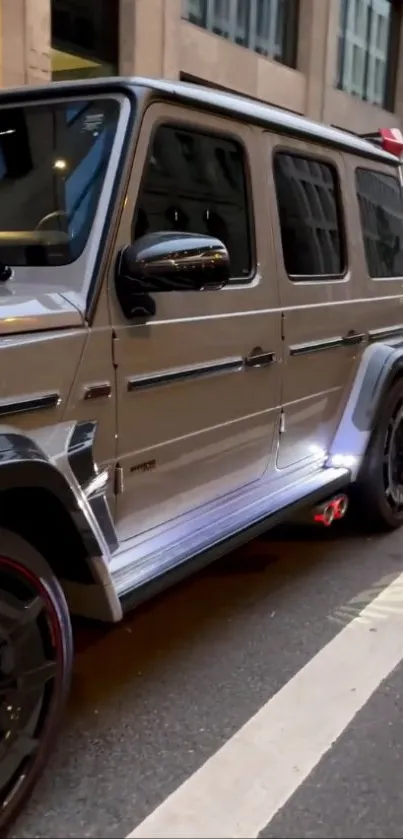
[110, 103, 282, 541]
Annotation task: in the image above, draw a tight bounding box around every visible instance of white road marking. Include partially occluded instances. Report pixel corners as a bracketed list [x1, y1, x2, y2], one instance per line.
[328, 571, 401, 627]
[127, 569, 403, 839]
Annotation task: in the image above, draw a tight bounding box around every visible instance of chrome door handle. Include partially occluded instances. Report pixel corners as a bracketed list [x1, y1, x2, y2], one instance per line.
[245, 350, 276, 368]
[342, 331, 366, 346]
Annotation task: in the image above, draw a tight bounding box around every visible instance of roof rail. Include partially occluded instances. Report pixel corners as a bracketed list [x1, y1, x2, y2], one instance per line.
[360, 128, 403, 158]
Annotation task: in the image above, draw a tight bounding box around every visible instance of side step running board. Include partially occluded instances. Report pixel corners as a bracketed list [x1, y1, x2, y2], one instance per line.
[111, 466, 350, 613]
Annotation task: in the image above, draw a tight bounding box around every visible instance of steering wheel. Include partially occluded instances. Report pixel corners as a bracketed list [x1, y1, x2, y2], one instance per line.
[35, 211, 71, 233]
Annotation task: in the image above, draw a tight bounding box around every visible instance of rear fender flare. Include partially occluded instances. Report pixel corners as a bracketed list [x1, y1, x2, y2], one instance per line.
[328, 342, 403, 478]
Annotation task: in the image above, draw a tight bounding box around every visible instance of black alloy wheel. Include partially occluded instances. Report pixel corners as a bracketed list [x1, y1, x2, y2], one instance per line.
[382, 400, 403, 516]
[0, 529, 73, 832]
[353, 379, 403, 530]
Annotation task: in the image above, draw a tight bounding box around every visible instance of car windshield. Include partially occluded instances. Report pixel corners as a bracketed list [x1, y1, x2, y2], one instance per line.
[0, 96, 120, 266]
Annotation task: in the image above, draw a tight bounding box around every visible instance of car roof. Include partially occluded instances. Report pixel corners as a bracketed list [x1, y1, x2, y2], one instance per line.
[0, 75, 398, 166]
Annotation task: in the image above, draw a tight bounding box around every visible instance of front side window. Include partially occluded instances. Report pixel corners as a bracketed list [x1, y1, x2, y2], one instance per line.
[0, 97, 120, 266]
[273, 152, 345, 279]
[132, 123, 252, 282]
[356, 167, 403, 278]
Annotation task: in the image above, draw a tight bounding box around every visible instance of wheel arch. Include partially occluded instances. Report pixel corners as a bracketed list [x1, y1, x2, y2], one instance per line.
[0, 426, 122, 622]
[328, 341, 403, 478]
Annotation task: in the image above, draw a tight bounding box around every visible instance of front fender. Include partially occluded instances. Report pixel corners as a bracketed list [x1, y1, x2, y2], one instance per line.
[0, 423, 121, 621]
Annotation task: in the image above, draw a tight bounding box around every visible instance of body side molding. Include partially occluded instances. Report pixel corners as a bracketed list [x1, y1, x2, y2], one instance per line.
[289, 337, 343, 356]
[0, 392, 60, 418]
[128, 357, 244, 391]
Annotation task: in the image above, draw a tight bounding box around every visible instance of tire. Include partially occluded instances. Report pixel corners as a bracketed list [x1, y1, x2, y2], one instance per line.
[353, 378, 403, 531]
[0, 528, 73, 833]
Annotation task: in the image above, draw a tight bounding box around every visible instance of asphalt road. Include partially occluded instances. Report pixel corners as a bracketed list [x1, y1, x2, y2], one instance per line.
[11, 518, 403, 839]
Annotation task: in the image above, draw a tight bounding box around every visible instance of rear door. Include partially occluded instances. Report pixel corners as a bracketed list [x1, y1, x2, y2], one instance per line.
[266, 135, 360, 469]
[110, 104, 283, 541]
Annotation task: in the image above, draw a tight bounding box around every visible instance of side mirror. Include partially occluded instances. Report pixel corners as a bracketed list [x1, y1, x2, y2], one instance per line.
[115, 231, 230, 318]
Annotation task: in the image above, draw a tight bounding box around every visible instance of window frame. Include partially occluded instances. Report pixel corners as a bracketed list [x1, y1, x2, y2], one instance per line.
[354, 162, 403, 281]
[131, 115, 257, 286]
[271, 145, 348, 283]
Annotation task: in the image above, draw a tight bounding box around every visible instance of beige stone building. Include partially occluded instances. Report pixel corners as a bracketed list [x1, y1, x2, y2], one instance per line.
[0, 0, 402, 134]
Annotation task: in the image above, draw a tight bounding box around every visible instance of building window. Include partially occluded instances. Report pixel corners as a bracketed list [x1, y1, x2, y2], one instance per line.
[183, 0, 299, 67]
[132, 124, 253, 282]
[51, 0, 119, 81]
[356, 168, 403, 277]
[337, 0, 398, 108]
[273, 153, 345, 279]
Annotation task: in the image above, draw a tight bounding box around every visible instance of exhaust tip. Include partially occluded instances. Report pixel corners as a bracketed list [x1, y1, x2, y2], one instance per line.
[332, 494, 349, 520]
[314, 503, 335, 527]
[312, 494, 349, 526]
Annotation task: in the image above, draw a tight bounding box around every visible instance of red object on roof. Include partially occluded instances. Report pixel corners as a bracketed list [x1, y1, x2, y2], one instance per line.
[379, 127, 403, 157]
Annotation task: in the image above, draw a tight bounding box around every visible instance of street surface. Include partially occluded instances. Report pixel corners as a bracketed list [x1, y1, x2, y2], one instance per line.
[11, 519, 403, 839]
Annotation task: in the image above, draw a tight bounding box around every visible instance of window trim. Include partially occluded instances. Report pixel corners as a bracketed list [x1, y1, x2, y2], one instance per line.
[131, 115, 256, 286]
[271, 145, 349, 283]
[354, 162, 403, 281]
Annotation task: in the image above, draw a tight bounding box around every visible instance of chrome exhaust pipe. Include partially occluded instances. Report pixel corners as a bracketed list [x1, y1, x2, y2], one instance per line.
[312, 493, 349, 526]
[313, 502, 335, 527]
[332, 494, 349, 520]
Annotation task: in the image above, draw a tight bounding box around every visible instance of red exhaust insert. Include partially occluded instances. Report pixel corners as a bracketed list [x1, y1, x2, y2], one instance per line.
[312, 494, 349, 527]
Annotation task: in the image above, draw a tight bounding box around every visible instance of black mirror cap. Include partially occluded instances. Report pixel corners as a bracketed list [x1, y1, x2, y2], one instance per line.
[116, 230, 231, 296]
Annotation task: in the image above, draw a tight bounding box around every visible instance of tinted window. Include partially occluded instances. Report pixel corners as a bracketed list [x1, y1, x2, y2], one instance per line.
[273, 152, 344, 278]
[133, 124, 252, 281]
[0, 97, 120, 266]
[355, 168, 403, 278]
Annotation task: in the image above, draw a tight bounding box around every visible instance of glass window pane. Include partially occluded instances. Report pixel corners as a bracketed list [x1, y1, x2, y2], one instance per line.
[337, 0, 392, 106]
[273, 153, 344, 278]
[182, 0, 297, 67]
[0, 98, 120, 266]
[51, 0, 118, 80]
[356, 168, 403, 278]
[133, 124, 252, 281]
[185, 0, 207, 25]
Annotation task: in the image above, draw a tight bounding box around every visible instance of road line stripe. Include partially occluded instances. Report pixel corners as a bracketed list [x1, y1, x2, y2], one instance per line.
[127, 569, 403, 839]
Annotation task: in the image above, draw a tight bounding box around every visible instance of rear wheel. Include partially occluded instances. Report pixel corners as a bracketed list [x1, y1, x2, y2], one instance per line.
[0, 529, 72, 832]
[353, 379, 403, 531]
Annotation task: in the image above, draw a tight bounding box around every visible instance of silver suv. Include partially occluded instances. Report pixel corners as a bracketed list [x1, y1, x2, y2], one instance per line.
[1, 76, 403, 828]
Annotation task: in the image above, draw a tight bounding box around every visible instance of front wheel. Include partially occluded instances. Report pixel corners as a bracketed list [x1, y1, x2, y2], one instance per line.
[0, 529, 73, 832]
[353, 378, 403, 531]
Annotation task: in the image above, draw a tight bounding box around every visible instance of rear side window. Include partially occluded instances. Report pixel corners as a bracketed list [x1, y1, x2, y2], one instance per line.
[273, 152, 345, 279]
[132, 123, 252, 282]
[355, 168, 403, 278]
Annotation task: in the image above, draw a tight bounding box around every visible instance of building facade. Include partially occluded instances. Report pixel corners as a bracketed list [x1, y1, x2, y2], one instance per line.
[0, 0, 402, 133]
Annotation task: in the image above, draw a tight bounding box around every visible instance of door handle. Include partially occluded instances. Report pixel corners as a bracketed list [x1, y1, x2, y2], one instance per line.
[342, 330, 366, 346]
[244, 350, 276, 368]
